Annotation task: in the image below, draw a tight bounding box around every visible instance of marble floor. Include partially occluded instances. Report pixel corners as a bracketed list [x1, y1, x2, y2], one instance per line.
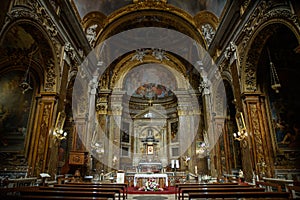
[128, 194, 174, 200]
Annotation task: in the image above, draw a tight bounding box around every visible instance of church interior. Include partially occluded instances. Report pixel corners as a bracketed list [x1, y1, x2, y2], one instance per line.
[0, 0, 300, 199]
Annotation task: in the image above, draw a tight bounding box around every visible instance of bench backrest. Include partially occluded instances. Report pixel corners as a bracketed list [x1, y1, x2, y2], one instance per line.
[187, 191, 290, 199]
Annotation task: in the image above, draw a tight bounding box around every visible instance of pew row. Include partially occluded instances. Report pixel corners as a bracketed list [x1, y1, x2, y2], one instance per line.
[188, 191, 290, 199]
[176, 183, 251, 200]
[19, 188, 116, 200]
[55, 182, 127, 199]
[180, 187, 265, 200]
[41, 186, 123, 200]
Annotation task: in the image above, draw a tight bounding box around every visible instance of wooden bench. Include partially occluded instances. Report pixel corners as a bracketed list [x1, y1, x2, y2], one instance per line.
[176, 183, 249, 200]
[188, 191, 290, 199]
[20, 196, 109, 199]
[256, 181, 283, 192]
[43, 186, 123, 200]
[19, 188, 116, 200]
[287, 185, 300, 199]
[61, 182, 128, 199]
[180, 187, 265, 200]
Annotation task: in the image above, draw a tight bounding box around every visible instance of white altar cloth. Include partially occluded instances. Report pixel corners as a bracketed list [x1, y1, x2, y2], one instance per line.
[134, 173, 168, 187]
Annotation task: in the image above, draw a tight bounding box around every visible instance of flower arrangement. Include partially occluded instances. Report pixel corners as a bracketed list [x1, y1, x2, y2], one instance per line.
[138, 178, 164, 191]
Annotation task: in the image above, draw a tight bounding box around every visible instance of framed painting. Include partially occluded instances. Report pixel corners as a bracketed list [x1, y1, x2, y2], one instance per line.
[147, 145, 154, 155]
[236, 112, 246, 132]
[55, 111, 66, 131]
[169, 120, 178, 143]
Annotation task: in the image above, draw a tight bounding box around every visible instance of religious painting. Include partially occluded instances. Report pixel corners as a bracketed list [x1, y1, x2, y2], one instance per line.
[171, 147, 179, 157]
[196, 140, 206, 157]
[170, 121, 178, 143]
[121, 121, 130, 143]
[147, 145, 154, 155]
[0, 71, 34, 152]
[123, 63, 176, 99]
[54, 111, 66, 131]
[235, 112, 246, 132]
[269, 92, 300, 149]
[121, 146, 130, 157]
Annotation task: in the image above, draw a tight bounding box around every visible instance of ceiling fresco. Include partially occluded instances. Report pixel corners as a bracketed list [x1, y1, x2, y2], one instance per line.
[123, 63, 176, 99]
[72, 0, 226, 19]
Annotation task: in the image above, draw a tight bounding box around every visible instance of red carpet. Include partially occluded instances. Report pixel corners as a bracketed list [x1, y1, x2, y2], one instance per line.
[128, 186, 176, 194]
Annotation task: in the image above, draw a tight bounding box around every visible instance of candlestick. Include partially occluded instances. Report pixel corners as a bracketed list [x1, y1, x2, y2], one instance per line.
[171, 160, 175, 168]
[175, 160, 179, 168]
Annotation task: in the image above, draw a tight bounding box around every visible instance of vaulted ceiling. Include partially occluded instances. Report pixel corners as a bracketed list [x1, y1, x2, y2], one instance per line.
[72, 0, 227, 19]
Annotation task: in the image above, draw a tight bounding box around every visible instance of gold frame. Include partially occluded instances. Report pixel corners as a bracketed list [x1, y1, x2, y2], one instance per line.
[236, 112, 246, 132]
[54, 111, 66, 131]
[147, 145, 154, 155]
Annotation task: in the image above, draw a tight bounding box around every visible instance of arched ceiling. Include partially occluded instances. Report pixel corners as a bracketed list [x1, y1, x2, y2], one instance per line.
[72, 0, 226, 19]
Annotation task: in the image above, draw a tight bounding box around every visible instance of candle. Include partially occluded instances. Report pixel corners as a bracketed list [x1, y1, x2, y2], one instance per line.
[195, 166, 198, 174]
[176, 160, 179, 168]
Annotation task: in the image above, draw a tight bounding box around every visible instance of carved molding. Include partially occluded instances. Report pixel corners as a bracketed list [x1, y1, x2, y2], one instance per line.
[96, 94, 109, 114]
[108, 49, 186, 90]
[4, 1, 62, 92]
[194, 10, 218, 47]
[35, 103, 52, 175]
[224, 41, 237, 64]
[44, 58, 56, 92]
[239, 1, 300, 92]
[244, 26, 276, 92]
[249, 103, 271, 177]
[96, 2, 204, 47]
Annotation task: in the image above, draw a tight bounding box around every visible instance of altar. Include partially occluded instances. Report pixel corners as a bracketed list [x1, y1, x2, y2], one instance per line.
[134, 173, 168, 187]
[138, 162, 162, 173]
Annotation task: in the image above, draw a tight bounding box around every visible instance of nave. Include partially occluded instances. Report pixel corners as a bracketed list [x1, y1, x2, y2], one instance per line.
[0, 0, 300, 199]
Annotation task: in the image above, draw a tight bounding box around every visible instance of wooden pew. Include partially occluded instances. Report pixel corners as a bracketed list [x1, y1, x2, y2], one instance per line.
[176, 183, 249, 200]
[18, 188, 116, 200]
[256, 181, 283, 192]
[180, 187, 265, 200]
[188, 191, 290, 199]
[20, 196, 109, 199]
[43, 186, 123, 200]
[287, 185, 300, 199]
[55, 183, 127, 200]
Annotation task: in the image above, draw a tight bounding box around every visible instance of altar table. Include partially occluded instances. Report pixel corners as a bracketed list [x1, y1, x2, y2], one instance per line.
[134, 173, 168, 187]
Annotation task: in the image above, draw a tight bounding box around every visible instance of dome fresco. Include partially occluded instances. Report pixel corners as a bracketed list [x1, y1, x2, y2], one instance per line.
[124, 63, 176, 99]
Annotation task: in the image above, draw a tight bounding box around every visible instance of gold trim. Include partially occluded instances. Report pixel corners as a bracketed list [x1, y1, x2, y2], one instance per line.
[95, 3, 205, 47]
[54, 111, 66, 131]
[236, 112, 246, 133]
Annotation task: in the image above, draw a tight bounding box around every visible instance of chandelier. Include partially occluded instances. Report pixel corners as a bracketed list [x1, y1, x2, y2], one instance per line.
[19, 50, 33, 94]
[267, 47, 281, 93]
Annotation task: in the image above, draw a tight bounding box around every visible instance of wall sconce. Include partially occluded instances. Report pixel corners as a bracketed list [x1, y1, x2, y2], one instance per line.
[233, 130, 248, 141]
[53, 128, 67, 141]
